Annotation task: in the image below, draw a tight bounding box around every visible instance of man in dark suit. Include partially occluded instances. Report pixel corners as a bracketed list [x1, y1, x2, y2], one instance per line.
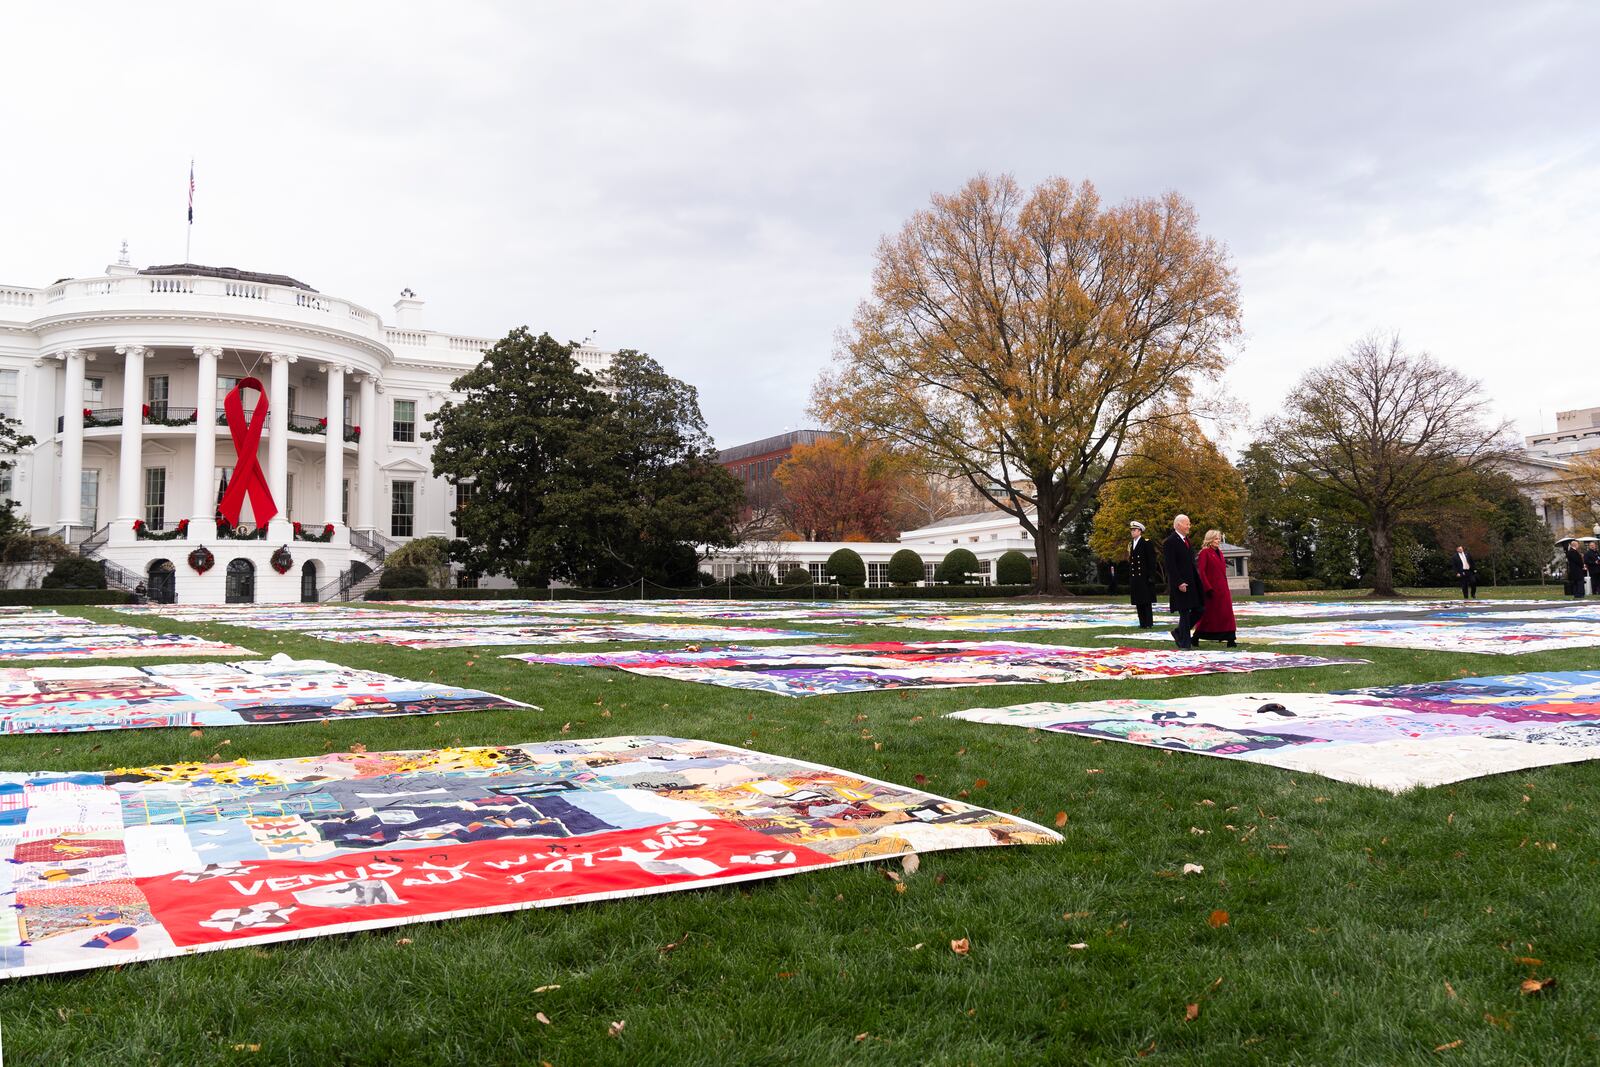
[1126, 520, 1159, 627]
[1453, 545, 1477, 600]
[1163, 514, 1203, 649]
[1586, 542, 1600, 598]
[1567, 540, 1587, 598]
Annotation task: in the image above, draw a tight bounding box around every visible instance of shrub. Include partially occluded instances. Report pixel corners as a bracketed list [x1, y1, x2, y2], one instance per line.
[995, 550, 1033, 586]
[0, 533, 73, 564]
[383, 536, 451, 588]
[887, 549, 925, 587]
[825, 548, 866, 588]
[1260, 578, 1329, 593]
[378, 564, 432, 589]
[783, 566, 812, 586]
[937, 548, 980, 586]
[40, 557, 106, 590]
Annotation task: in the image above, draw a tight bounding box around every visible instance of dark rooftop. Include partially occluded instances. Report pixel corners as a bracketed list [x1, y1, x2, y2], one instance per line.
[139, 263, 318, 293]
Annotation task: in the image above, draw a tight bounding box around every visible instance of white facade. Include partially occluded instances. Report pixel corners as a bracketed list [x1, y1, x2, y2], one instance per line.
[0, 261, 612, 603]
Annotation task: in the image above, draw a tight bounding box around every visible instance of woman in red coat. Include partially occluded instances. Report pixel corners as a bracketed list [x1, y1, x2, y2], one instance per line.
[1191, 528, 1237, 647]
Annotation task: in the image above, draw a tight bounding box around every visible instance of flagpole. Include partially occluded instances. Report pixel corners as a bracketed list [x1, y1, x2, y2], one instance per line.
[185, 158, 194, 263]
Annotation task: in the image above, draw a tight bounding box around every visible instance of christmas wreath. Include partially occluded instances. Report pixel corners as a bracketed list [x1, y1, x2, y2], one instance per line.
[136, 518, 188, 541]
[293, 521, 336, 543]
[270, 546, 294, 574]
[188, 545, 215, 574]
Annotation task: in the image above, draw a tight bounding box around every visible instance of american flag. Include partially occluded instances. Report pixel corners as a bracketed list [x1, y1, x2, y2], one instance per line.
[187, 160, 195, 224]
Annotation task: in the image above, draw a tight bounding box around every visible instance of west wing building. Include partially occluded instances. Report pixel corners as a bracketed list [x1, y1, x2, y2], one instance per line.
[0, 260, 612, 603]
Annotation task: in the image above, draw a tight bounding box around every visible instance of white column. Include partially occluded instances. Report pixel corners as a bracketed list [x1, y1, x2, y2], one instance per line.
[267, 352, 293, 523]
[192, 345, 220, 529]
[356, 374, 377, 530]
[114, 344, 147, 535]
[56, 349, 86, 530]
[323, 364, 345, 525]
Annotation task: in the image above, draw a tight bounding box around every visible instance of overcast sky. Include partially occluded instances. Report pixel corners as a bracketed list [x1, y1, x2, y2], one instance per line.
[2, 1, 1596, 450]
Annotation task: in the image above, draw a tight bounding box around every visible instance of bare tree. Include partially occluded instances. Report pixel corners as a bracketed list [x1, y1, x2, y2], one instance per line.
[895, 472, 988, 530]
[1264, 335, 1515, 595]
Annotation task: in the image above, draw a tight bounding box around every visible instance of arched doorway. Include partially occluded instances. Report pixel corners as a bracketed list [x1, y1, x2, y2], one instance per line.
[146, 559, 176, 604]
[300, 560, 319, 603]
[226, 558, 255, 604]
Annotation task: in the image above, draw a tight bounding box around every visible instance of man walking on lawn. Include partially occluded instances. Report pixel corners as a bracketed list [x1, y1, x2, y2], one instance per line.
[1163, 514, 1203, 649]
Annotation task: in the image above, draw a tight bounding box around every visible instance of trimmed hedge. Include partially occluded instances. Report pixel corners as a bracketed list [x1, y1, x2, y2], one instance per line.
[825, 548, 867, 588]
[378, 565, 434, 589]
[995, 550, 1032, 586]
[41, 557, 107, 590]
[937, 548, 980, 586]
[844, 585, 1034, 600]
[0, 588, 135, 606]
[1260, 578, 1329, 593]
[887, 549, 925, 587]
[365, 586, 852, 602]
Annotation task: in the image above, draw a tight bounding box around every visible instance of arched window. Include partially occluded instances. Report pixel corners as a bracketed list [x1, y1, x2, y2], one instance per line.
[146, 559, 176, 604]
[300, 560, 319, 603]
[226, 558, 255, 604]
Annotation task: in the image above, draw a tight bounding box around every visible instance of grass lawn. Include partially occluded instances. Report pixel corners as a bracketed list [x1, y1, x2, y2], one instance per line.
[2, 590, 1597, 1065]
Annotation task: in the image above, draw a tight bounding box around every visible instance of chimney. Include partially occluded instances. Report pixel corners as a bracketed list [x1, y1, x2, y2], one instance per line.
[393, 288, 424, 328]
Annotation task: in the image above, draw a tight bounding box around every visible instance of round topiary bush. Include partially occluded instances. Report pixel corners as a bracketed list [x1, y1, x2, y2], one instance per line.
[825, 548, 866, 588]
[40, 556, 107, 590]
[378, 564, 432, 589]
[996, 549, 1032, 586]
[783, 566, 811, 586]
[937, 548, 980, 586]
[887, 548, 925, 587]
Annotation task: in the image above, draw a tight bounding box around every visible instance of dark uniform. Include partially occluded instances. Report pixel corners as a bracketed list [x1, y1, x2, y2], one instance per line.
[1586, 546, 1600, 597]
[1163, 529, 1203, 649]
[1127, 533, 1159, 628]
[1567, 544, 1586, 597]
[1453, 549, 1477, 600]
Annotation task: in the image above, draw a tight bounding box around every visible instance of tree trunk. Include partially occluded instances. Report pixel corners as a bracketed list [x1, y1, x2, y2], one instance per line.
[1034, 530, 1063, 595]
[1369, 521, 1395, 596]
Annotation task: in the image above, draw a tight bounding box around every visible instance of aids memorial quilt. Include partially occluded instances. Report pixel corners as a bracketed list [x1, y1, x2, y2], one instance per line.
[1228, 620, 1600, 654]
[0, 735, 1059, 980]
[508, 641, 1360, 697]
[0, 655, 532, 735]
[946, 670, 1600, 791]
[114, 605, 581, 632]
[0, 632, 256, 662]
[862, 612, 1137, 633]
[307, 622, 825, 650]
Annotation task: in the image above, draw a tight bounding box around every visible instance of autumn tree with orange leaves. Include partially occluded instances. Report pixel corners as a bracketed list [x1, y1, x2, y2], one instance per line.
[775, 438, 907, 541]
[813, 174, 1241, 594]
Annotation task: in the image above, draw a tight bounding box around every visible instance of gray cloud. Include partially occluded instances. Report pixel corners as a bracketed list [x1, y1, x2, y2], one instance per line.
[1, 0, 1596, 446]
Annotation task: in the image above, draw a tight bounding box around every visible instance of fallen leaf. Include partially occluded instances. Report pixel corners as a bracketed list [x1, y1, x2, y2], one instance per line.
[1086, 768, 1103, 775]
[913, 773, 928, 785]
[231, 1045, 261, 1053]
[1189, 826, 1208, 835]
[901, 853, 920, 877]
[973, 778, 989, 789]
[534, 984, 561, 993]
[608, 1020, 626, 1038]
[601, 709, 612, 719]
[348, 743, 367, 754]
[906, 944, 923, 952]
[1184, 1003, 1200, 1022]
[1137, 1040, 1157, 1058]
[950, 938, 970, 956]
[560, 722, 572, 734]
[1197, 799, 1215, 807]
[1434, 1039, 1462, 1052]
[1520, 977, 1556, 995]
[394, 937, 412, 946]
[189, 729, 204, 738]
[659, 933, 690, 954]
[1444, 981, 1457, 999]
[855, 1033, 869, 1043]
[1208, 910, 1230, 928]
[535, 1012, 551, 1026]
[1068, 942, 1088, 950]
[1182, 863, 1205, 876]
[1054, 811, 1069, 828]
[1513, 957, 1543, 966]
[777, 971, 796, 978]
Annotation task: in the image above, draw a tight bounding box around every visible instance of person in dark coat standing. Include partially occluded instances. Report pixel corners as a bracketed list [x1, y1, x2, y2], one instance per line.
[1126, 520, 1159, 628]
[1566, 541, 1587, 598]
[1585, 542, 1600, 598]
[1192, 529, 1237, 646]
[1163, 514, 1203, 649]
[1453, 545, 1477, 600]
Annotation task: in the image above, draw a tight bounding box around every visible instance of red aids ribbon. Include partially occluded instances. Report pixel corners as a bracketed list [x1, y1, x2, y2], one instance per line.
[216, 376, 278, 528]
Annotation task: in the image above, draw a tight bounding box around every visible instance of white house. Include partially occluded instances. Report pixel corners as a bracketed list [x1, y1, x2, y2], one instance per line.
[0, 259, 612, 603]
